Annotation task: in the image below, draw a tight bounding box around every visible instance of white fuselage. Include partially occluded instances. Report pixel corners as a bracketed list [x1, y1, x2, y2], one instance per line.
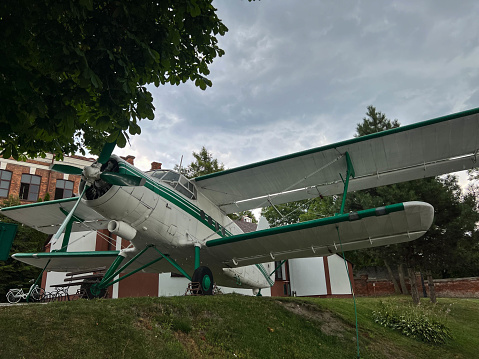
[84, 156, 272, 289]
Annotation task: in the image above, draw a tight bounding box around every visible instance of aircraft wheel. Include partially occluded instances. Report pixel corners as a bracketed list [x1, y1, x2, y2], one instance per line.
[192, 266, 214, 295]
[81, 282, 107, 299]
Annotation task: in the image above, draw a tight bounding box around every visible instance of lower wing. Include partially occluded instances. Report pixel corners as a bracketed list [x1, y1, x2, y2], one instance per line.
[205, 201, 433, 267]
[0, 197, 108, 234]
[12, 251, 120, 272]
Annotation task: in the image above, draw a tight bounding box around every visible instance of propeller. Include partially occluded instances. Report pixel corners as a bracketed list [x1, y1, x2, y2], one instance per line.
[49, 140, 145, 245]
[50, 141, 144, 191]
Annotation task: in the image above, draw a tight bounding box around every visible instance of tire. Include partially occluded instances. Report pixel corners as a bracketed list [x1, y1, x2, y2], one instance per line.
[191, 266, 214, 295]
[30, 287, 45, 301]
[80, 282, 106, 299]
[6, 289, 22, 304]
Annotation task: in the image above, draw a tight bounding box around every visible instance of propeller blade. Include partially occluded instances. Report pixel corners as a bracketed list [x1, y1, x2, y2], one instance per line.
[100, 172, 146, 187]
[98, 141, 116, 164]
[50, 164, 83, 175]
[51, 186, 88, 244]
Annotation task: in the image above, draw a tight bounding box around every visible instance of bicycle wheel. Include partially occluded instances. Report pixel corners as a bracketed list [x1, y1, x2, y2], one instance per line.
[30, 286, 45, 301]
[6, 289, 22, 304]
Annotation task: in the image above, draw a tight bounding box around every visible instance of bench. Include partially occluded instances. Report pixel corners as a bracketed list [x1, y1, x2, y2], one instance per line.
[47, 267, 107, 301]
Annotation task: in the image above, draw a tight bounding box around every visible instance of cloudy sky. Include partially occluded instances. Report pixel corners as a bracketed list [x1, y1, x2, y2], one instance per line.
[116, 0, 479, 181]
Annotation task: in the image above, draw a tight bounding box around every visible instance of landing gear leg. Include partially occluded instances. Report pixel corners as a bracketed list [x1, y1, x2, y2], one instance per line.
[192, 266, 214, 295]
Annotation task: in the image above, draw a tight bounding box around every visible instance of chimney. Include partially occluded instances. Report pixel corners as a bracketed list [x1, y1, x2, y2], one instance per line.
[120, 155, 135, 165]
[150, 161, 162, 170]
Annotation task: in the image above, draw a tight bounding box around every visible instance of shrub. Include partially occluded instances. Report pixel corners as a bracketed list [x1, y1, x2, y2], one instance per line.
[372, 301, 452, 344]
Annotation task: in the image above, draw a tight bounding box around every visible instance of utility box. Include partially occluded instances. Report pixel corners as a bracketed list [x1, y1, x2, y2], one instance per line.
[0, 222, 18, 261]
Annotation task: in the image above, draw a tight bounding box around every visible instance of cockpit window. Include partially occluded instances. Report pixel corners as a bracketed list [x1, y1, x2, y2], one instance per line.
[149, 170, 197, 200]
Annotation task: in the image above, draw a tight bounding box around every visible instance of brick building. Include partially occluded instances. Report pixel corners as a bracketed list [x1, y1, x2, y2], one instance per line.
[0, 154, 94, 204]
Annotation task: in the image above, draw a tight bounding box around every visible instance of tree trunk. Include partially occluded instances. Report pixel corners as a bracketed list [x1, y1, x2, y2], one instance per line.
[408, 267, 420, 305]
[426, 270, 437, 304]
[398, 263, 409, 295]
[384, 259, 401, 294]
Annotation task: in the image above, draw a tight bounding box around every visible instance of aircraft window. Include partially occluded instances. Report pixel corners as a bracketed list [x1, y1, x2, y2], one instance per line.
[200, 210, 205, 220]
[151, 170, 169, 180]
[215, 222, 220, 231]
[161, 171, 180, 182]
[208, 217, 213, 226]
[151, 170, 196, 200]
[179, 176, 189, 186]
[175, 183, 192, 198]
[221, 227, 226, 236]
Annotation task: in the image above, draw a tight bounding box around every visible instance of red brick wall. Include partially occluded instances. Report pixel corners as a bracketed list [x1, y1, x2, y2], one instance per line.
[2, 161, 82, 203]
[354, 274, 479, 298]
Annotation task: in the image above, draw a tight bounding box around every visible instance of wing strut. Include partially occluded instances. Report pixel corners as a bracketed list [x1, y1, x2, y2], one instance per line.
[90, 245, 193, 296]
[339, 152, 356, 215]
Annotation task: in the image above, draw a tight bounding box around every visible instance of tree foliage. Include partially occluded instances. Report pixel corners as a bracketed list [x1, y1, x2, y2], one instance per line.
[0, 0, 228, 159]
[183, 146, 225, 179]
[356, 105, 400, 137]
[181, 147, 257, 222]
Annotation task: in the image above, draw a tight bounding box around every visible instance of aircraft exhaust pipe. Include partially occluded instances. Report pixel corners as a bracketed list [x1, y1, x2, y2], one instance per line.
[108, 220, 137, 241]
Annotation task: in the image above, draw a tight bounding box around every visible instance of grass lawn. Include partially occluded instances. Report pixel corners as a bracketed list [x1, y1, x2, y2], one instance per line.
[0, 294, 477, 358]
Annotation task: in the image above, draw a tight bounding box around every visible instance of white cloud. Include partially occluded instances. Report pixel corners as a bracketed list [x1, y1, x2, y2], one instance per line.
[113, 0, 478, 193]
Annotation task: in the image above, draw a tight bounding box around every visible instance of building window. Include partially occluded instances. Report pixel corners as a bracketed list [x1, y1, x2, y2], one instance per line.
[274, 261, 286, 280]
[55, 179, 74, 199]
[19, 174, 41, 201]
[0, 170, 12, 198]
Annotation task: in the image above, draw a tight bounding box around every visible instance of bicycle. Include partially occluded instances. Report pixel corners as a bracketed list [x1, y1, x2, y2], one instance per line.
[6, 280, 45, 304]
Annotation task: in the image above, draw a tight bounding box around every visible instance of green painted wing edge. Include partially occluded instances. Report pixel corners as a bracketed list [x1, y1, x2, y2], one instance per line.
[12, 251, 120, 259]
[195, 107, 479, 182]
[206, 203, 405, 248]
[1, 197, 79, 212]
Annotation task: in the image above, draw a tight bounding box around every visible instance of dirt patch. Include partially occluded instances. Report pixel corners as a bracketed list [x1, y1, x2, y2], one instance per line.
[277, 301, 348, 337]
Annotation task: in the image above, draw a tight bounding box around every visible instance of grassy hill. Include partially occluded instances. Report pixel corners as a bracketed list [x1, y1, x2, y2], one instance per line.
[1, 294, 477, 358]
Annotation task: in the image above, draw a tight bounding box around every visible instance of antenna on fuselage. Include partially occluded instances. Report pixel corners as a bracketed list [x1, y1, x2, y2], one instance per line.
[178, 155, 184, 174]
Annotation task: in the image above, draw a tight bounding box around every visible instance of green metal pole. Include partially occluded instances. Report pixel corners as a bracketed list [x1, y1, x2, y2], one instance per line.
[152, 247, 192, 281]
[100, 247, 151, 287]
[269, 259, 287, 277]
[101, 255, 125, 284]
[60, 217, 74, 252]
[339, 152, 355, 215]
[26, 259, 50, 302]
[104, 257, 164, 287]
[194, 245, 201, 270]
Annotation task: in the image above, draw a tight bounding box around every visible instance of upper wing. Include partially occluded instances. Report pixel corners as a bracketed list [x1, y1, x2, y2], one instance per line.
[204, 201, 433, 267]
[0, 198, 109, 234]
[194, 108, 479, 213]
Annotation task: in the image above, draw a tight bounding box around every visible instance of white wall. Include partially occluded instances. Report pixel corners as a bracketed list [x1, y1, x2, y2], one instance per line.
[289, 257, 327, 296]
[288, 255, 352, 296]
[45, 231, 97, 294]
[328, 255, 352, 295]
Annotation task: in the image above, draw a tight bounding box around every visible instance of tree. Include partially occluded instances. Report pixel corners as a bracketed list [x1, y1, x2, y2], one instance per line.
[0, 1, 228, 159]
[0, 197, 49, 302]
[355, 105, 400, 137]
[183, 146, 225, 178]
[350, 107, 479, 304]
[181, 147, 258, 222]
[261, 200, 310, 227]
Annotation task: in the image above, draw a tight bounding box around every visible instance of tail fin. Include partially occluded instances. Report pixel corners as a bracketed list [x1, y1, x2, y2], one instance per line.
[256, 216, 270, 231]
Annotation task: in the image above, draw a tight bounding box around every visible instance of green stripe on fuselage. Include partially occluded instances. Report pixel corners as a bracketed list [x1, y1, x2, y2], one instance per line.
[117, 162, 233, 238]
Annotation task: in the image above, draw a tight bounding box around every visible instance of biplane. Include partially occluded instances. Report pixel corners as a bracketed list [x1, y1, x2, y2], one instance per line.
[2, 107, 479, 296]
